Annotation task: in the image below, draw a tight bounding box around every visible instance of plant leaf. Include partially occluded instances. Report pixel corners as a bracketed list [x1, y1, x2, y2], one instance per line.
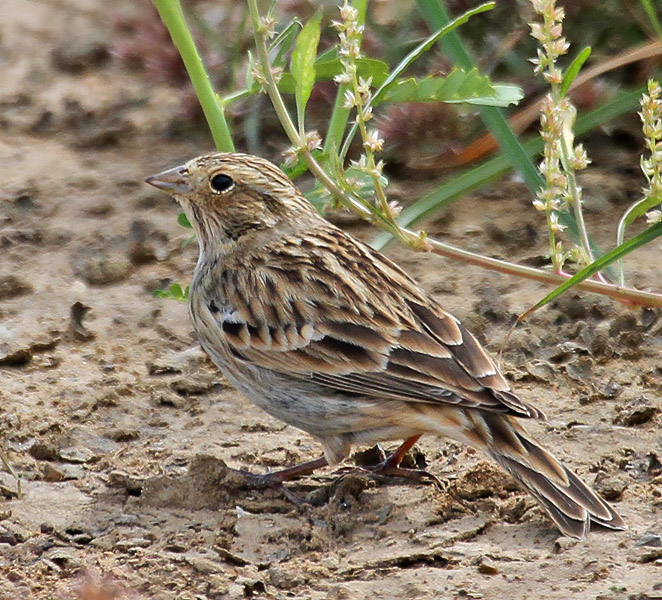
[371, 2, 495, 106]
[290, 13, 321, 131]
[616, 193, 662, 284]
[376, 69, 522, 107]
[269, 19, 301, 67]
[278, 58, 389, 93]
[153, 282, 190, 301]
[280, 149, 327, 179]
[560, 46, 591, 97]
[177, 212, 193, 229]
[464, 84, 523, 107]
[525, 220, 662, 315]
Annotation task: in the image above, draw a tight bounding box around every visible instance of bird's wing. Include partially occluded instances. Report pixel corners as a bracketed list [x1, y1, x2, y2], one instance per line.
[205, 229, 543, 419]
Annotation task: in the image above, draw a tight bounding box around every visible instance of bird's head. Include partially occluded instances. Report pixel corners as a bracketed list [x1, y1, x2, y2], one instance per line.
[146, 152, 318, 251]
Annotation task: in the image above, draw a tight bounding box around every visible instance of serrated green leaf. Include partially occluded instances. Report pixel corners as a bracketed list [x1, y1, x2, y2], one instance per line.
[465, 84, 522, 107]
[560, 46, 591, 98]
[290, 13, 321, 131]
[527, 220, 662, 313]
[278, 58, 389, 93]
[177, 212, 193, 229]
[377, 69, 521, 107]
[371, 2, 495, 107]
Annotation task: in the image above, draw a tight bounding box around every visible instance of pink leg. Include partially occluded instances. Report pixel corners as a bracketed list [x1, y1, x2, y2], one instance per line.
[360, 435, 444, 487]
[236, 456, 328, 488]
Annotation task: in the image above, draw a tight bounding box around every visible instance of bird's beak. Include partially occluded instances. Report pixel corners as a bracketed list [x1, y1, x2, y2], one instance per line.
[145, 164, 190, 194]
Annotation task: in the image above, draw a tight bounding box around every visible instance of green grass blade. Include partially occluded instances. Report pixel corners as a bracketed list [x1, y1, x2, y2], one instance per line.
[153, 0, 235, 152]
[616, 195, 662, 284]
[639, 0, 662, 38]
[561, 47, 591, 97]
[526, 220, 662, 314]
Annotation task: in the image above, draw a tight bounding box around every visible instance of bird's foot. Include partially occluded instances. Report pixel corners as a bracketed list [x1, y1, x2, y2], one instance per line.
[352, 437, 447, 489]
[358, 460, 446, 489]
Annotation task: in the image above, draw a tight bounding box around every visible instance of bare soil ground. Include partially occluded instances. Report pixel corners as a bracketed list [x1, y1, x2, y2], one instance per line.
[1, 2, 662, 599]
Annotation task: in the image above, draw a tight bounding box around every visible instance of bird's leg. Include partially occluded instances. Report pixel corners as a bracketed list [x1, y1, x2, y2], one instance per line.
[235, 456, 329, 488]
[232, 436, 443, 493]
[359, 435, 445, 488]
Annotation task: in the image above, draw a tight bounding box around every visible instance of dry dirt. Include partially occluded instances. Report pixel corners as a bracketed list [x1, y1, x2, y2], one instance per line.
[2, 1, 662, 599]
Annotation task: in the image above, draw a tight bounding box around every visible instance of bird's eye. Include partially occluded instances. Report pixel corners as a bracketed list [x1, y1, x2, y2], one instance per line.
[210, 173, 234, 193]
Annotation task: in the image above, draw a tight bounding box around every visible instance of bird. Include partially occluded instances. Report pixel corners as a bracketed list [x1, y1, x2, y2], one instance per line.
[146, 151, 625, 539]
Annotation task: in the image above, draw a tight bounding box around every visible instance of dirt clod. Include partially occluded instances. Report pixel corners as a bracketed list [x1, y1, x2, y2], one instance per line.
[614, 397, 659, 427]
[51, 35, 110, 73]
[0, 275, 33, 300]
[594, 474, 630, 500]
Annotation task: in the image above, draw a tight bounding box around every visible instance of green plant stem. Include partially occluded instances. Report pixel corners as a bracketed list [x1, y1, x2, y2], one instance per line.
[344, 45, 391, 216]
[221, 88, 254, 107]
[559, 136, 594, 263]
[153, 0, 235, 152]
[414, 231, 662, 307]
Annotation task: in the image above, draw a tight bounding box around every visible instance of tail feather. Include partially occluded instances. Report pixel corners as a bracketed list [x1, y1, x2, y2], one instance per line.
[474, 413, 626, 539]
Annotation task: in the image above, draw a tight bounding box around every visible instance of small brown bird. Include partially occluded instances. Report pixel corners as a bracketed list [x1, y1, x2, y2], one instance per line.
[146, 152, 625, 539]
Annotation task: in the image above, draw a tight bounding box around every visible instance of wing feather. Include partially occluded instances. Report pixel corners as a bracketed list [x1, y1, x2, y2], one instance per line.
[206, 229, 544, 419]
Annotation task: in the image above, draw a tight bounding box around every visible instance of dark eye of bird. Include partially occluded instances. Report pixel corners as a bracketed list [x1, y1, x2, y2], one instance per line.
[210, 173, 234, 193]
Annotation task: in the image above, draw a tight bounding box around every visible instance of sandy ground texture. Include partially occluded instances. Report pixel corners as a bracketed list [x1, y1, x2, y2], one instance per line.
[2, 1, 662, 599]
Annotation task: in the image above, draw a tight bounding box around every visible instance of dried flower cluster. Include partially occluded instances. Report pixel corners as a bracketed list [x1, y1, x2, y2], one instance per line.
[529, 0, 592, 272]
[640, 79, 662, 225]
[529, 0, 569, 85]
[332, 1, 392, 215]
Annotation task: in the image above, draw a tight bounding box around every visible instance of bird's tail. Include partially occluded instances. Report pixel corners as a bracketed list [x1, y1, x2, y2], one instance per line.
[466, 412, 625, 539]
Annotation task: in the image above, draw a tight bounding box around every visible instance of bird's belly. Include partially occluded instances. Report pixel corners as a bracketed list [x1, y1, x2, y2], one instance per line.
[199, 340, 397, 437]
